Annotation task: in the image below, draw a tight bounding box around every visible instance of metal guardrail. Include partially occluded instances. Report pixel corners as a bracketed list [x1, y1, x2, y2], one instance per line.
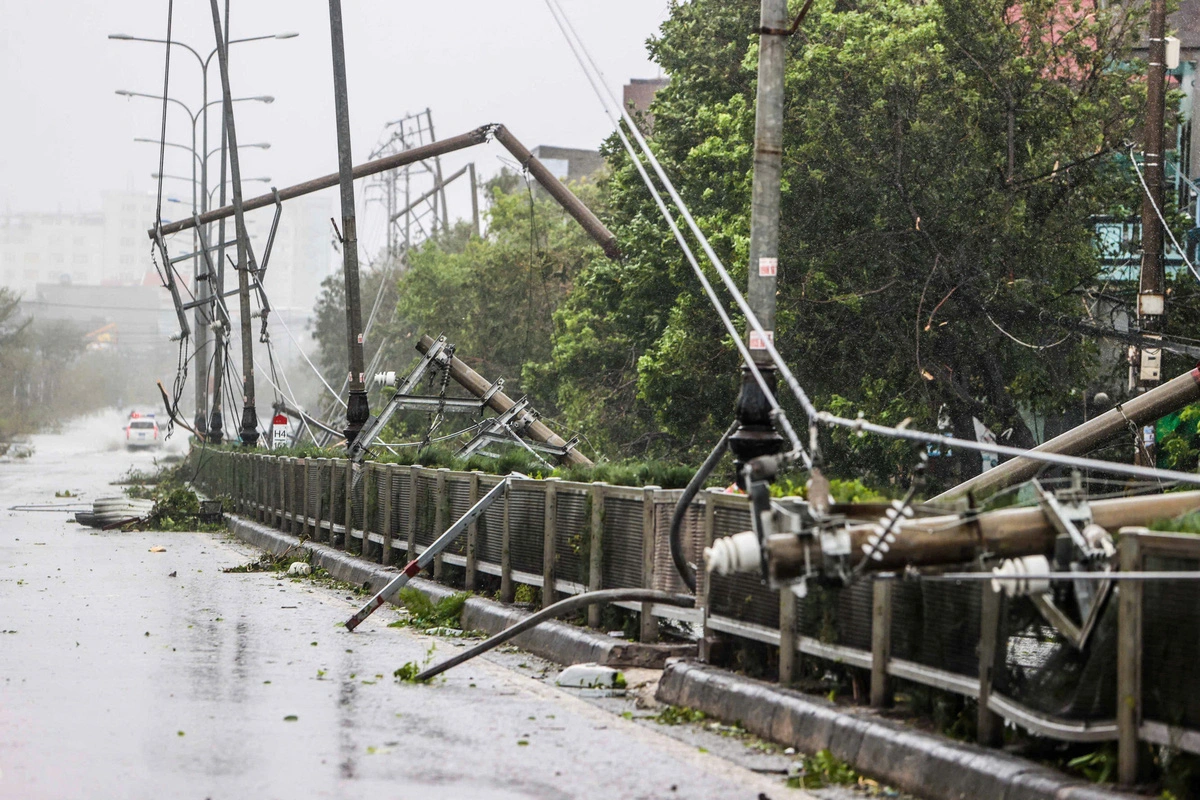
[192, 450, 1200, 777]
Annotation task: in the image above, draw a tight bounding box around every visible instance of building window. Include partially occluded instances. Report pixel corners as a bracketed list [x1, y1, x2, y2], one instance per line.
[24, 252, 38, 263]
[51, 252, 64, 264]
[73, 253, 88, 264]
[120, 254, 134, 265]
[120, 237, 134, 247]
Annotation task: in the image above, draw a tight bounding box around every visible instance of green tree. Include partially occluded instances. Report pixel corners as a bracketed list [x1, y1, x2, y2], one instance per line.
[536, 0, 1149, 486]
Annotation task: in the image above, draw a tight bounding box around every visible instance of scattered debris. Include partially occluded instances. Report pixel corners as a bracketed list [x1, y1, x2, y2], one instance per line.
[556, 663, 627, 691]
[287, 562, 312, 577]
[149, 546, 166, 553]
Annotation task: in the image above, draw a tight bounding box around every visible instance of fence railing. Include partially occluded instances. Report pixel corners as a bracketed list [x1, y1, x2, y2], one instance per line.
[192, 450, 1200, 784]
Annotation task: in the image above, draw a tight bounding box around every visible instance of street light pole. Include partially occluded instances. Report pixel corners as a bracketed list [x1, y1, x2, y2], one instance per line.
[729, 0, 788, 481]
[327, 0, 370, 445]
[111, 27, 294, 442]
[208, 0, 260, 447]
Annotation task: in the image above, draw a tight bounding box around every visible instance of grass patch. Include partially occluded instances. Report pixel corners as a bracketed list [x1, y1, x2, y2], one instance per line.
[654, 705, 707, 725]
[787, 749, 859, 789]
[387, 587, 469, 631]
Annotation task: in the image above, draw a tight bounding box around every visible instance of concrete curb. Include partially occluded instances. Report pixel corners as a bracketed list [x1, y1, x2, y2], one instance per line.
[656, 659, 1136, 800]
[225, 515, 687, 669]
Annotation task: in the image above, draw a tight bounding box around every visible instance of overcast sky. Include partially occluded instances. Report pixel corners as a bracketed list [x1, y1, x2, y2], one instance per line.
[0, 0, 670, 258]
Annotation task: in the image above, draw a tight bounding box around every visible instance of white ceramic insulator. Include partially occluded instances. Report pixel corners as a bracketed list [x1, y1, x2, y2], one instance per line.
[704, 531, 761, 577]
[373, 371, 397, 386]
[991, 555, 1051, 597]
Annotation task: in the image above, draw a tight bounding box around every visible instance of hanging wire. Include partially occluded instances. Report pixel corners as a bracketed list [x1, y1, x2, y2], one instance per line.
[1130, 144, 1200, 284]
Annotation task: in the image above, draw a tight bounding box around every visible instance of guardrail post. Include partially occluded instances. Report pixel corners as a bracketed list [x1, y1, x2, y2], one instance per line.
[366, 462, 378, 558]
[314, 459, 327, 543]
[1118, 531, 1144, 785]
[465, 472, 480, 590]
[640, 485, 661, 643]
[543, 479, 559, 609]
[870, 580, 893, 706]
[343, 460, 354, 552]
[382, 464, 394, 566]
[587, 482, 606, 628]
[977, 584, 1004, 746]
[288, 458, 299, 534]
[250, 456, 259, 521]
[780, 588, 797, 687]
[433, 468, 448, 580]
[261, 455, 270, 524]
[300, 458, 310, 537]
[699, 489, 716, 662]
[407, 466, 419, 561]
[500, 479, 513, 603]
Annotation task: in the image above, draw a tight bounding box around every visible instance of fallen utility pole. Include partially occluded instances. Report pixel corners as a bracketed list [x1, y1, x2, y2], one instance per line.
[209, 0, 259, 447]
[152, 126, 619, 262]
[491, 125, 621, 261]
[344, 474, 517, 631]
[933, 367, 1200, 503]
[154, 127, 490, 237]
[764, 489, 1200, 576]
[416, 334, 593, 467]
[327, 0, 369, 446]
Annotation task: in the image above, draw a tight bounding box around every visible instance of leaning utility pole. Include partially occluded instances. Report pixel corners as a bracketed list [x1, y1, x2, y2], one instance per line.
[327, 0, 369, 445]
[209, 0, 259, 447]
[1135, 0, 1168, 465]
[207, 0, 232, 446]
[729, 0, 788, 479]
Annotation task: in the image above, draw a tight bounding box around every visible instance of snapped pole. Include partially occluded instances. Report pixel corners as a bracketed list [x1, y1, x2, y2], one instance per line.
[492, 125, 621, 260]
[345, 475, 516, 631]
[328, 0, 368, 444]
[933, 368, 1200, 503]
[209, 0, 259, 447]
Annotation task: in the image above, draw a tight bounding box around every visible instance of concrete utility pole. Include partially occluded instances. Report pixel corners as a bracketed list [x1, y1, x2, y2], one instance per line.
[327, 0, 370, 445]
[209, 0, 259, 447]
[729, 0, 788, 478]
[1135, 0, 1168, 465]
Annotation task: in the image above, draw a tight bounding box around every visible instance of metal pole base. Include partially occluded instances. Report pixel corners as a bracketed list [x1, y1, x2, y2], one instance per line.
[208, 410, 224, 446]
[344, 389, 370, 444]
[239, 405, 260, 447]
[729, 364, 785, 488]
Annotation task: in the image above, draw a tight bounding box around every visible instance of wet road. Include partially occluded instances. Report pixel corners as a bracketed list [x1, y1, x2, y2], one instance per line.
[0, 414, 812, 800]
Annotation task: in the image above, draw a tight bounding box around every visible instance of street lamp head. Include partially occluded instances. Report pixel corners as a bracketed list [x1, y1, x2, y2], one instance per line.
[255, 96, 276, 104]
[275, 32, 299, 39]
[108, 33, 134, 40]
[115, 89, 133, 97]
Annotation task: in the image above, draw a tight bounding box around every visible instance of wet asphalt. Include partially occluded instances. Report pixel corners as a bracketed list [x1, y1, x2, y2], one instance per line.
[0, 413, 830, 800]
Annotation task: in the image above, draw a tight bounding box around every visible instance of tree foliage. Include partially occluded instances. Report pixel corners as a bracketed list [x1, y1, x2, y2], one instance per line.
[533, 0, 1149, 486]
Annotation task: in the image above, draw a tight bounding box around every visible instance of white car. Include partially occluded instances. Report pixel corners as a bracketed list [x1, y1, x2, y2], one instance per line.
[125, 417, 161, 450]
